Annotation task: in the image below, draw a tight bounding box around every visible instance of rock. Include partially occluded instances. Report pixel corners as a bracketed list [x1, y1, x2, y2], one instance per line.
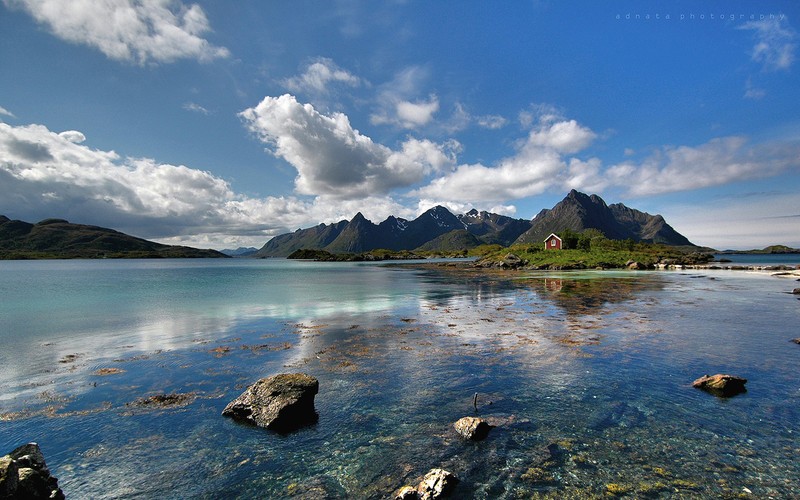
[501, 253, 523, 269]
[453, 416, 492, 440]
[8, 443, 48, 474]
[792, 288, 800, 294]
[395, 485, 419, 499]
[416, 469, 458, 500]
[0, 456, 19, 497]
[222, 373, 319, 431]
[626, 260, 646, 270]
[793, 338, 800, 345]
[692, 374, 747, 397]
[1, 443, 64, 499]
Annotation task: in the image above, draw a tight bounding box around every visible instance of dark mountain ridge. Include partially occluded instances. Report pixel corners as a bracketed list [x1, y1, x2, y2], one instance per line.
[514, 190, 693, 246]
[0, 216, 227, 259]
[254, 206, 533, 257]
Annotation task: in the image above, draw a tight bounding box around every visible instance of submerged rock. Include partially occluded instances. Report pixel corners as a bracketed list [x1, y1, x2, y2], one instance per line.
[692, 374, 747, 397]
[453, 416, 493, 440]
[1, 443, 64, 499]
[222, 373, 319, 431]
[587, 401, 645, 430]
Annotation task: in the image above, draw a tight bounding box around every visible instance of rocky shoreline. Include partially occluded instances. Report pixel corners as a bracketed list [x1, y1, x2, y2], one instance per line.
[413, 255, 800, 275]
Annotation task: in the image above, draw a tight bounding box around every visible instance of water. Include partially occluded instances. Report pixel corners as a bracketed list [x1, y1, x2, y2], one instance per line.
[1, 260, 798, 498]
[713, 253, 800, 267]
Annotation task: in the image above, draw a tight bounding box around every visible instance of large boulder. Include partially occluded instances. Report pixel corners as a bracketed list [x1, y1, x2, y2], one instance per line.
[1, 443, 64, 499]
[222, 373, 319, 431]
[453, 416, 492, 440]
[692, 374, 747, 397]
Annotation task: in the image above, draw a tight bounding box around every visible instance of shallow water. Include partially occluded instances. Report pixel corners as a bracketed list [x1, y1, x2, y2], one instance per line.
[1, 260, 798, 498]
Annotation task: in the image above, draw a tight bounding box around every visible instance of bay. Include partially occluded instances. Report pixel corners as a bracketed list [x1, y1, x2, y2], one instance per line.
[1, 259, 798, 498]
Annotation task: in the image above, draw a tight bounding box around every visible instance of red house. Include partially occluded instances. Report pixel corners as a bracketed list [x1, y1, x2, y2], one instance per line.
[544, 233, 562, 250]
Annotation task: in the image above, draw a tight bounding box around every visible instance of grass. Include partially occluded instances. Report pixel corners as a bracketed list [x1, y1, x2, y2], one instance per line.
[470, 239, 714, 270]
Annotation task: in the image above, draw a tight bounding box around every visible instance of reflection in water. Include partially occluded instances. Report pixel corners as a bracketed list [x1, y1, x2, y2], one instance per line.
[1, 262, 798, 498]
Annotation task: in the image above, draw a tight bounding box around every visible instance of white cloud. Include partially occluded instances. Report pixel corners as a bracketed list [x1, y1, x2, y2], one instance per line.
[412, 117, 597, 202]
[183, 102, 210, 114]
[394, 95, 439, 128]
[444, 103, 508, 133]
[4, 0, 230, 65]
[0, 122, 302, 246]
[606, 136, 799, 197]
[525, 118, 597, 154]
[239, 94, 457, 199]
[663, 191, 800, 249]
[283, 58, 362, 94]
[58, 130, 86, 143]
[744, 78, 766, 100]
[0, 106, 15, 118]
[0, 119, 457, 249]
[370, 66, 442, 129]
[476, 114, 508, 130]
[739, 18, 797, 71]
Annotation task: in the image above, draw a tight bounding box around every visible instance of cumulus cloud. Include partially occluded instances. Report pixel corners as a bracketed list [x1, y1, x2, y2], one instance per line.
[0, 122, 309, 246]
[394, 95, 439, 128]
[283, 58, 362, 94]
[239, 94, 457, 199]
[525, 119, 597, 154]
[0, 119, 455, 248]
[0, 106, 15, 118]
[739, 18, 797, 71]
[4, 0, 230, 64]
[413, 116, 598, 202]
[606, 136, 799, 197]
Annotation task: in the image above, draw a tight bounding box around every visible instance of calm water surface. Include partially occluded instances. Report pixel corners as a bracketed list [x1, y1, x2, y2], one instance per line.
[1, 259, 798, 498]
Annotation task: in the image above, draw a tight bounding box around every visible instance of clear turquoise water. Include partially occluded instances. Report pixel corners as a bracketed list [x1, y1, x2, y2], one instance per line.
[1, 260, 798, 498]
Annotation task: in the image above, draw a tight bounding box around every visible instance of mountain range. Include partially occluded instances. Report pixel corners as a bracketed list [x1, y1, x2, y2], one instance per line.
[256, 190, 693, 257]
[0, 216, 227, 259]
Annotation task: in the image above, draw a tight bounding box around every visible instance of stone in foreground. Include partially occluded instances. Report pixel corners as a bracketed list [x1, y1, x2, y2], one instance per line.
[1, 443, 64, 499]
[417, 469, 459, 499]
[453, 416, 493, 440]
[692, 374, 747, 397]
[222, 373, 319, 431]
[394, 469, 459, 500]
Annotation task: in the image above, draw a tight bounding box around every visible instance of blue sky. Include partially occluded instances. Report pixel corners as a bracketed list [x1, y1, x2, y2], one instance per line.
[1, 0, 798, 250]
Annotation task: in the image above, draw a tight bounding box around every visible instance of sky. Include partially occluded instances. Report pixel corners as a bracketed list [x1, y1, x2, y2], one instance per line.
[1, 0, 798, 250]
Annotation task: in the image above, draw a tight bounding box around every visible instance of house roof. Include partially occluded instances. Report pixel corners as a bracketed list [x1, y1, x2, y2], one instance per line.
[544, 233, 562, 242]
